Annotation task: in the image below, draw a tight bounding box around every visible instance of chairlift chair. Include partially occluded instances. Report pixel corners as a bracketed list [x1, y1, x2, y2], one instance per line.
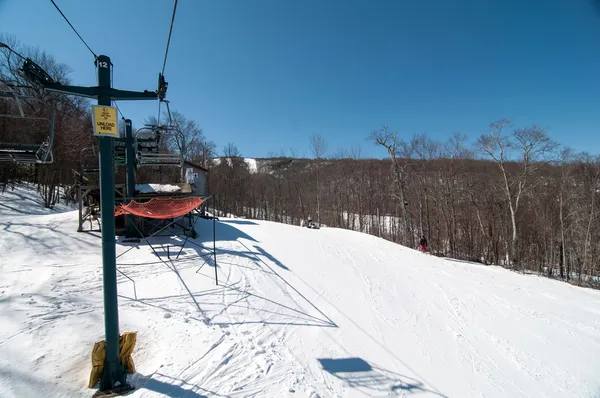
[133, 125, 161, 154]
[0, 83, 55, 164]
[133, 124, 180, 167]
[80, 146, 99, 174]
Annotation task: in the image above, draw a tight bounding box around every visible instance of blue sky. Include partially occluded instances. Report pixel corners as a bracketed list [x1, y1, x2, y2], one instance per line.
[1, 0, 600, 158]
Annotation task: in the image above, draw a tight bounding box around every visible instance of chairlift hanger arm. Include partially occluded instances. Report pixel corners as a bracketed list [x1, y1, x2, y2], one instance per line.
[21, 58, 159, 101]
[0, 86, 54, 120]
[43, 83, 158, 101]
[1, 84, 35, 117]
[0, 89, 25, 117]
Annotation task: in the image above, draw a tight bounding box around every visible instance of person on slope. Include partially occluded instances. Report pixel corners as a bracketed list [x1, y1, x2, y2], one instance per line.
[419, 235, 428, 252]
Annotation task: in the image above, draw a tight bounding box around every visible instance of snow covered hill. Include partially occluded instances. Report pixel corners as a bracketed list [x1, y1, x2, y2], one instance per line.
[1, 185, 600, 397]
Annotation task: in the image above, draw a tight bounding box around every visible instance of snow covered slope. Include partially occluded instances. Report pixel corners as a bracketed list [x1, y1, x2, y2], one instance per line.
[1, 185, 600, 397]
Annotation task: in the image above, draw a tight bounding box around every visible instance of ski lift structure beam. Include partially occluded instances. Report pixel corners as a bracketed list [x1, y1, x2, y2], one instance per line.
[0, 83, 55, 164]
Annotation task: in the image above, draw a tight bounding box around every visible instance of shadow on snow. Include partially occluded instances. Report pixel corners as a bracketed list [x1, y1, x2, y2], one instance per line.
[117, 218, 336, 328]
[128, 372, 230, 397]
[318, 357, 448, 397]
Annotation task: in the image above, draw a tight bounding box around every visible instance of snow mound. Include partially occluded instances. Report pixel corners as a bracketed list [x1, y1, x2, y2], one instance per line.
[136, 184, 184, 194]
[1, 185, 599, 397]
[244, 158, 258, 173]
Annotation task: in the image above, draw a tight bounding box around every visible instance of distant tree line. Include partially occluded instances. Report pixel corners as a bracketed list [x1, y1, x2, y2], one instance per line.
[208, 128, 600, 289]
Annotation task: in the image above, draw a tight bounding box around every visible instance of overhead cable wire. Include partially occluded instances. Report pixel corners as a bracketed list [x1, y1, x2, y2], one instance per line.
[49, 0, 97, 59]
[0, 42, 27, 61]
[114, 102, 125, 119]
[157, 0, 179, 127]
[161, 0, 179, 76]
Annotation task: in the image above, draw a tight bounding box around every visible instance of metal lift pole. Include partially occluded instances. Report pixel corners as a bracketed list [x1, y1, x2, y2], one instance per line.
[124, 119, 136, 238]
[96, 55, 126, 390]
[20, 56, 160, 394]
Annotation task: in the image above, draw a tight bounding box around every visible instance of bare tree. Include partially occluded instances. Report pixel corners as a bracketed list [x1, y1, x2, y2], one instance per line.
[369, 126, 413, 246]
[556, 148, 576, 280]
[478, 120, 556, 266]
[350, 144, 362, 160]
[310, 133, 328, 225]
[577, 153, 600, 282]
[167, 110, 203, 182]
[189, 138, 216, 169]
[412, 134, 440, 250]
[223, 142, 241, 158]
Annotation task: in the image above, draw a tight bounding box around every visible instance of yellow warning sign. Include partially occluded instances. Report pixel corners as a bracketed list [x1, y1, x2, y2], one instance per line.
[92, 105, 118, 137]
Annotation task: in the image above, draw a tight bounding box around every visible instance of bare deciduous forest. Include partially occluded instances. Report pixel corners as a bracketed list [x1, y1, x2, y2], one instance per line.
[208, 128, 600, 289]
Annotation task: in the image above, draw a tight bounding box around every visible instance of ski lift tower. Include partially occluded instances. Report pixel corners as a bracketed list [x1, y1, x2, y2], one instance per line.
[20, 55, 162, 394]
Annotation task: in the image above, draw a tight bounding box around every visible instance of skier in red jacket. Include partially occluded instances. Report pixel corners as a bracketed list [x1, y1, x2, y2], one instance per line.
[419, 235, 428, 252]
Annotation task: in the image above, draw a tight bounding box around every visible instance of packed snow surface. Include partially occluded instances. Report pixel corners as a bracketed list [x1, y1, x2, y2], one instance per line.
[244, 158, 258, 173]
[1, 184, 600, 397]
[136, 184, 185, 194]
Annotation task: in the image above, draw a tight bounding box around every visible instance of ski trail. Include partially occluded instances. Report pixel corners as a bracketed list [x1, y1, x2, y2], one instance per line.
[173, 237, 313, 396]
[2, 187, 600, 398]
